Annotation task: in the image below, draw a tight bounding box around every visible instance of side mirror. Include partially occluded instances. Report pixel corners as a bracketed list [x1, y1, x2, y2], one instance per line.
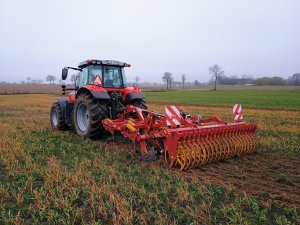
[62, 68, 68, 80]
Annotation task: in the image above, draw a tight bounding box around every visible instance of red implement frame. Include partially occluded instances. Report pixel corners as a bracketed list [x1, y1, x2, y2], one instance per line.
[102, 105, 257, 163]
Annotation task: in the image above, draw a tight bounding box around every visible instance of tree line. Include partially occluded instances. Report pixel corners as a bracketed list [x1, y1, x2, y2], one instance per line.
[213, 73, 300, 86]
[162, 65, 300, 90]
[18, 68, 300, 89]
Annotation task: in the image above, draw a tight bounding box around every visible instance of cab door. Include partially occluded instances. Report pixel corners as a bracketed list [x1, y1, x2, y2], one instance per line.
[78, 67, 88, 88]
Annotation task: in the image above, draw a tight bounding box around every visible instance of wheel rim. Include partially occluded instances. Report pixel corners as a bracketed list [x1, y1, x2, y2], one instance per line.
[51, 109, 58, 127]
[77, 103, 89, 132]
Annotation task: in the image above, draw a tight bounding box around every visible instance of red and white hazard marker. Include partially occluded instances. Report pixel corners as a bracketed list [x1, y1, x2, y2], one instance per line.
[232, 104, 243, 122]
[93, 75, 102, 86]
[165, 105, 181, 127]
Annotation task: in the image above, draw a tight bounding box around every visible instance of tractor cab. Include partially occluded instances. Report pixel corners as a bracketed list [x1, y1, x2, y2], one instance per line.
[77, 60, 128, 89]
[62, 59, 130, 91]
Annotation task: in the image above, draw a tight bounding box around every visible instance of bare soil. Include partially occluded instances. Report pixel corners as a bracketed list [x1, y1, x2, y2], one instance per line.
[182, 152, 300, 209]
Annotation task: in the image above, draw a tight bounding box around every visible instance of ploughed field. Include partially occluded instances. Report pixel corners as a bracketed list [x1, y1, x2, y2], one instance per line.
[0, 91, 299, 224]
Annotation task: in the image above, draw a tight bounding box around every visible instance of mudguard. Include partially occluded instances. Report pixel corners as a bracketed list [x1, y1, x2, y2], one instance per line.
[91, 91, 111, 100]
[124, 92, 145, 104]
[56, 98, 68, 116]
[56, 98, 73, 125]
[76, 87, 111, 101]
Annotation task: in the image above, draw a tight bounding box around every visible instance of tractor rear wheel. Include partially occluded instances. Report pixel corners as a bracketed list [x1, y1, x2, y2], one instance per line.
[73, 93, 108, 139]
[50, 102, 68, 130]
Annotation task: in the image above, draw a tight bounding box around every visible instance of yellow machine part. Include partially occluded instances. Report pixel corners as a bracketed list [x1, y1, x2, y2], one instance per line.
[173, 133, 259, 170]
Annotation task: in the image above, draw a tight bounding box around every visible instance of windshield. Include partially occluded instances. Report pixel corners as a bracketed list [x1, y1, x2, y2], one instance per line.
[87, 65, 126, 88]
[88, 65, 103, 84]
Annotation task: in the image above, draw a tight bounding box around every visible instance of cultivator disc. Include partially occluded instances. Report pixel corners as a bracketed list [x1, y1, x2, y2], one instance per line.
[167, 124, 259, 170]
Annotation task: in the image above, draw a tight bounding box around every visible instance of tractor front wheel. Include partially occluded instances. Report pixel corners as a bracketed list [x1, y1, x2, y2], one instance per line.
[50, 102, 68, 130]
[73, 93, 107, 139]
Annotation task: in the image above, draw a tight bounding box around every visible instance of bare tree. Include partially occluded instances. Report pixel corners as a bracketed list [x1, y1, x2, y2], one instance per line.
[46, 75, 52, 84]
[52, 76, 57, 84]
[288, 73, 300, 86]
[209, 64, 224, 91]
[134, 76, 140, 85]
[162, 72, 173, 89]
[46, 75, 57, 85]
[181, 74, 186, 89]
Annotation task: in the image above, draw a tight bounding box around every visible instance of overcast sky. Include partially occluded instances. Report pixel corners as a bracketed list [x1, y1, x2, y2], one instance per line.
[0, 0, 299, 83]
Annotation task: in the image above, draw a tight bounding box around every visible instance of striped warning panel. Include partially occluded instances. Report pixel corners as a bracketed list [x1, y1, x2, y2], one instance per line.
[232, 104, 243, 122]
[165, 105, 181, 127]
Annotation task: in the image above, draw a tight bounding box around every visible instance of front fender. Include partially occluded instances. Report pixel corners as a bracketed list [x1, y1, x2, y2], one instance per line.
[56, 98, 68, 117]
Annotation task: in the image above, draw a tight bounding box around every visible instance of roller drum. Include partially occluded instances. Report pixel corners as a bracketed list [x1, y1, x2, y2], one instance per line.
[171, 132, 258, 170]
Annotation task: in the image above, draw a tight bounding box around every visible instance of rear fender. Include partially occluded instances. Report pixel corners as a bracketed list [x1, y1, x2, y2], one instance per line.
[124, 92, 145, 104]
[76, 86, 111, 100]
[123, 87, 145, 104]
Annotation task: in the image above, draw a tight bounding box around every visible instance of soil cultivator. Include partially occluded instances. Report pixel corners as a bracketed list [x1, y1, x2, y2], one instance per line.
[102, 104, 259, 170]
[51, 59, 258, 170]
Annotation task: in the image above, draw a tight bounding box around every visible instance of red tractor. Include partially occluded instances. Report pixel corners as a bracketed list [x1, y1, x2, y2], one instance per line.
[50, 59, 147, 138]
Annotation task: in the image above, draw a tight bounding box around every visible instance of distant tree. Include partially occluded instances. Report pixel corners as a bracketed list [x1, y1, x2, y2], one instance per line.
[287, 76, 293, 86]
[134, 76, 141, 84]
[217, 74, 254, 85]
[240, 75, 254, 85]
[162, 72, 173, 89]
[181, 74, 186, 89]
[46, 75, 57, 85]
[209, 64, 224, 91]
[52, 76, 57, 84]
[293, 73, 300, 85]
[46, 75, 52, 84]
[26, 77, 31, 84]
[194, 80, 200, 86]
[253, 76, 287, 86]
[288, 73, 300, 86]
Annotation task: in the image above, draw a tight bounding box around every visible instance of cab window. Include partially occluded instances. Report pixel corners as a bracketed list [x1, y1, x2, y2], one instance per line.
[103, 66, 124, 88]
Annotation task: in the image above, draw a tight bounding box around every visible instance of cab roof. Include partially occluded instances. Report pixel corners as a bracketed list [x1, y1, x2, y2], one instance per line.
[78, 59, 130, 68]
